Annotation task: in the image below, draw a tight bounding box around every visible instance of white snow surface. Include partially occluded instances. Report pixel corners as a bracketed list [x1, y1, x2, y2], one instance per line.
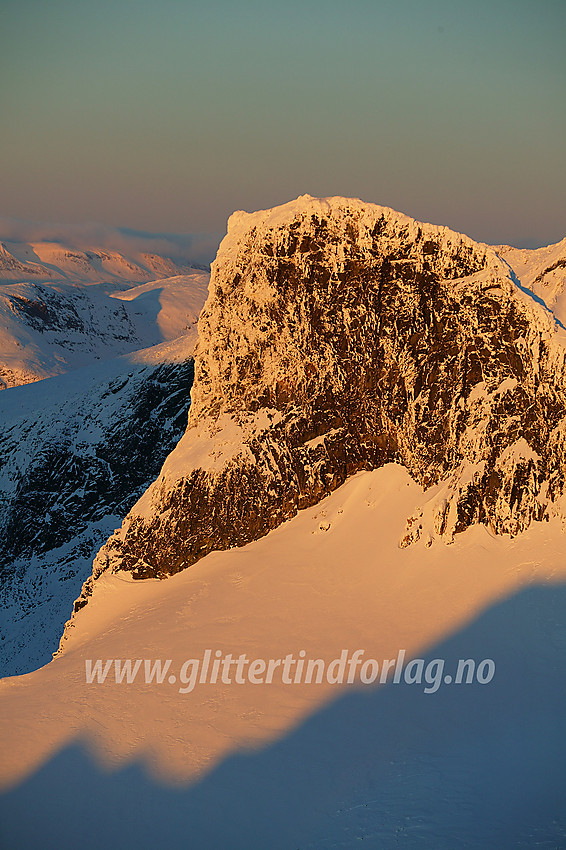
[1, 464, 565, 848]
[0, 270, 209, 388]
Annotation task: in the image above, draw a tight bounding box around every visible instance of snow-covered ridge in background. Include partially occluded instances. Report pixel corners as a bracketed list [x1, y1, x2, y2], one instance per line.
[0, 239, 199, 284]
[0, 269, 209, 389]
[497, 236, 566, 326]
[62, 195, 566, 632]
[0, 234, 210, 388]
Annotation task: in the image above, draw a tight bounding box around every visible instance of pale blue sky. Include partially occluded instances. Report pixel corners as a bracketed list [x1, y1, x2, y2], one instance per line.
[1, 0, 565, 247]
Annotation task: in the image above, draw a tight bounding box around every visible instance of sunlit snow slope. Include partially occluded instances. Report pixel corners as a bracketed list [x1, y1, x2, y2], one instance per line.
[0, 465, 565, 848]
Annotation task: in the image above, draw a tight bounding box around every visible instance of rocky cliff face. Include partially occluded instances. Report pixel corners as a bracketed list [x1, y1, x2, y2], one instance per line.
[0, 343, 195, 676]
[67, 196, 566, 617]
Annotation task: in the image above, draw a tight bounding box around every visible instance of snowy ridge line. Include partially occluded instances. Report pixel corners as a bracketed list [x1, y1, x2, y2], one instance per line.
[0, 239, 196, 284]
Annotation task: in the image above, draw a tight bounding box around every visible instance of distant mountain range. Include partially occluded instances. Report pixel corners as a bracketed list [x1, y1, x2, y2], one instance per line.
[0, 239, 209, 389]
[0, 239, 204, 284]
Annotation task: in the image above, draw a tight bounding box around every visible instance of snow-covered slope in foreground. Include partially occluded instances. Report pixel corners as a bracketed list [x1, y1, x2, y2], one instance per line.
[1, 465, 565, 848]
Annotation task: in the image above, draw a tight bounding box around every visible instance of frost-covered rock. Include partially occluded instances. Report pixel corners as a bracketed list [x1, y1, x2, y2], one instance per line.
[67, 196, 566, 616]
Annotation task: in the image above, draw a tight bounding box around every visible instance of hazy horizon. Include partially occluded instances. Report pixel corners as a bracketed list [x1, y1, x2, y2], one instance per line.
[0, 204, 562, 267]
[2, 0, 565, 249]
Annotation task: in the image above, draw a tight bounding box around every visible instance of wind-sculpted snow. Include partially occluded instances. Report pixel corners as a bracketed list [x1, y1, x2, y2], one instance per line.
[66, 196, 566, 623]
[498, 237, 566, 327]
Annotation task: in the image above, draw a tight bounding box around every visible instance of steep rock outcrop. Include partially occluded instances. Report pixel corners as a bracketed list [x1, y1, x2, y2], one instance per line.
[69, 196, 566, 604]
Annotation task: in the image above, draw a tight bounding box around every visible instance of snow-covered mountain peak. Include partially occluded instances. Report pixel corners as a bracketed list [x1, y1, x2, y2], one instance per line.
[60, 196, 566, 636]
[220, 194, 498, 278]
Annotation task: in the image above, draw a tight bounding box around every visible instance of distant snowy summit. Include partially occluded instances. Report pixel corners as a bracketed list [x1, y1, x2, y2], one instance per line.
[0, 236, 209, 389]
[65, 195, 566, 622]
[0, 240, 195, 285]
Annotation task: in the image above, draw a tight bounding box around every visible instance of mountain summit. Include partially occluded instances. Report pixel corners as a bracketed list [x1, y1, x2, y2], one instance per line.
[66, 196, 566, 618]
